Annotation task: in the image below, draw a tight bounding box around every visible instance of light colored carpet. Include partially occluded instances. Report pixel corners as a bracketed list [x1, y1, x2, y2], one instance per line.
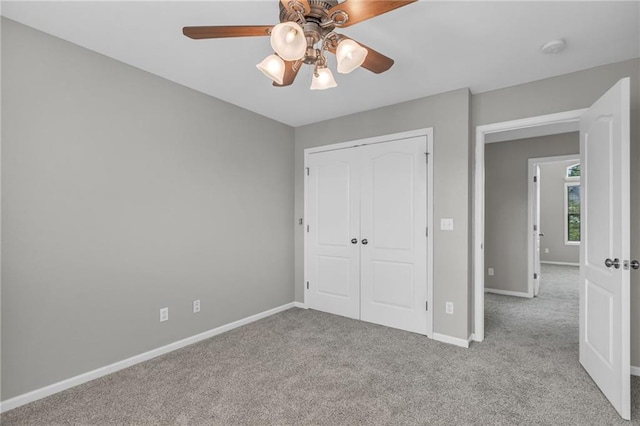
[2, 264, 638, 424]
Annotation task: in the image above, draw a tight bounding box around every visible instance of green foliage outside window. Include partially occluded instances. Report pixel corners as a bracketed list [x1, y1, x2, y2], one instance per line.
[567, 163, 580, 177]
[567, 184, 580, 242]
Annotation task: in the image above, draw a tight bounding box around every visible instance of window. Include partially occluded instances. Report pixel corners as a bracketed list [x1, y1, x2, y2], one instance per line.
[566, 163, 580, 178]
[565, 182, 581, 244]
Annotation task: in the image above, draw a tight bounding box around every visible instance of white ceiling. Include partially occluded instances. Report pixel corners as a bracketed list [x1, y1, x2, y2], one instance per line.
[2, 1, 639, 127]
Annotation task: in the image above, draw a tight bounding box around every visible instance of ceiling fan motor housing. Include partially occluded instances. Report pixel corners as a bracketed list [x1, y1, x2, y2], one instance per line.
[279, 0, 339, 24]
[279, 0, 341, 64]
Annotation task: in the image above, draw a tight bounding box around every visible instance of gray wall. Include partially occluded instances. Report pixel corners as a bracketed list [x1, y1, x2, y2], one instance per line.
[1, 19, 295, 400]
[472, 58, 640, 367]
[539, 160, 580, 264]
[294, 89, 471, 341]
[484, 134, 579, 293]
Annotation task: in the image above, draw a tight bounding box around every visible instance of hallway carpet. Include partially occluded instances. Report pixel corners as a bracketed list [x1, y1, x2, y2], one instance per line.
[2, 264, 639, 424]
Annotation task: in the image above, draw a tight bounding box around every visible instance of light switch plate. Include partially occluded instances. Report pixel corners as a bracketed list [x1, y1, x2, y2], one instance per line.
[440, 218, 454, 231]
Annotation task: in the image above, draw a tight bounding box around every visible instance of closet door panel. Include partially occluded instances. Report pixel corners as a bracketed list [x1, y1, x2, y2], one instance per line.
[359, 137, 428, 334]
[306, 150, 360, 319]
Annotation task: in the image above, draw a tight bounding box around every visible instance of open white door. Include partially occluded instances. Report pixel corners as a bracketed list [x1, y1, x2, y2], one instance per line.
[533, 165, 541, 297]
[579, 77, 630, 420]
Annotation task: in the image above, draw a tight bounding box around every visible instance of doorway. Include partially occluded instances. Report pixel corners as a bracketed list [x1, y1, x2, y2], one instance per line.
[528, 155, 580, 297]
[474, 108, 585, 340]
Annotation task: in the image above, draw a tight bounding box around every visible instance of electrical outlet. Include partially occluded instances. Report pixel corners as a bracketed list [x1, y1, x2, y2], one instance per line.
[440, 218, 454, 231]
[445, 302, 454, 315]
[488, 268, 494, 276]
[160, 307, 169, 322]
[193, 299, 200, 313]
[545, 248, 549, 254]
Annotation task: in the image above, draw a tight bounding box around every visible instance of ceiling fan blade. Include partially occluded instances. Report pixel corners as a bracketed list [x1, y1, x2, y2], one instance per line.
[183, 26, 272, 39]
[327, 37, 394, 74]
[280, 0, 311, 15]
[273, 60, 302, 87]
[327, 0, 417, 28]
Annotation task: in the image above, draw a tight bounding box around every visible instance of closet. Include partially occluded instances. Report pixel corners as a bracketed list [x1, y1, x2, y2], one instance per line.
[305, 135, 430, 335]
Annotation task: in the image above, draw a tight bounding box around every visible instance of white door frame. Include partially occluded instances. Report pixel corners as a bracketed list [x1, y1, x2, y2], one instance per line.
[303, 128, 434, 337]
[474, 109, 586, 341]
[527, 154, 580, 298]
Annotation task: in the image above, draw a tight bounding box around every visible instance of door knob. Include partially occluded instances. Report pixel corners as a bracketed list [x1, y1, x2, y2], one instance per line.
[351, 238, 358, 244]
[539, 233, 545, 237]
[361, 239, 368, 245]
[605, 258, 620, 269]
[631, 260, 639, 270]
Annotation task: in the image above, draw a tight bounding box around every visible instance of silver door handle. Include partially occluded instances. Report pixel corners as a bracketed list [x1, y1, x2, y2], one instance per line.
[605, 258, 620, 269]
[361, 239, 368, 245]
[351, 238, 358, 244]
[631, 260, 639, 270]
[539, 233, 544, 237]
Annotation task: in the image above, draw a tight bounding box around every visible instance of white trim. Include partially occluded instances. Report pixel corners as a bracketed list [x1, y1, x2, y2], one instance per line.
[304, 128, 433, 155]
[528, 155, 580, 300]
[293, 301, 308, 309]
[0, 302, 296, 414]
[433, 332, 470, 348]
[631, 366, 640, 377]
[474, 108, 587, 342]
[541, 261, 580, 267]
[485, 288, 532, 298]
[303, 128, 434, 338]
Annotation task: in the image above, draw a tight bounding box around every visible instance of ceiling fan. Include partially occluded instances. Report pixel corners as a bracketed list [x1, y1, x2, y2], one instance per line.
[183, 0, 417, 90]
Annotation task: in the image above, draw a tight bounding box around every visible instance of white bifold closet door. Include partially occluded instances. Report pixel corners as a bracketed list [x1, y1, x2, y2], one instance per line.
[306, 136, 428, 335]
[306, 147, 361, 320]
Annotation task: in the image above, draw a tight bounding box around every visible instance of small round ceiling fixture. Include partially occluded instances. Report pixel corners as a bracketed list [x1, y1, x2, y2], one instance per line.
[541, 39, 566, 54]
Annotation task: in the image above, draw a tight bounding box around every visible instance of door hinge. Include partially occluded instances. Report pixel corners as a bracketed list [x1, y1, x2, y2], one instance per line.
[533, 176, 537, 183]
[306, 167, 310, 176]
[534, 273, 538, 279]
[425, 301, 428, 311]
[533, 224, 537, 231]
[306, 225, 309, 233]
[306, 281, 309, 290]
[426, 227, 428, 237]
[425, 152, 430, 164]
[298, 218, 303, 225]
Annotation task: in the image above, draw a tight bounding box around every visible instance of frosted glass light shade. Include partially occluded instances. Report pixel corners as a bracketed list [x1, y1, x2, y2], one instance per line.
[310, 68, 337, 90]
[336, 39, 368, 74]
[270, 22, 306, 61]
[256, 54, 285, 85]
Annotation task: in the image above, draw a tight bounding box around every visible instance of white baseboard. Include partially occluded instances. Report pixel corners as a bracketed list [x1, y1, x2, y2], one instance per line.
[293, 301, 308, 309]
[632, 366, 640, 377]
[540, 261, 579, 266]
[0, 302, 296, 414]
[432, 332, 469, 348]
[485, 288, 532, 298]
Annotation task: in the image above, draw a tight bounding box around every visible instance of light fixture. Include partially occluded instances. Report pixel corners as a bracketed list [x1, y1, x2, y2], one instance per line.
[336, 39, 368, 74]
[256, 54, 285, 85]
[310, 67, 338, 90]
[184, 0, 416, 90]
[270, 21, 306, 61]
[261, 10, 370, 90]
